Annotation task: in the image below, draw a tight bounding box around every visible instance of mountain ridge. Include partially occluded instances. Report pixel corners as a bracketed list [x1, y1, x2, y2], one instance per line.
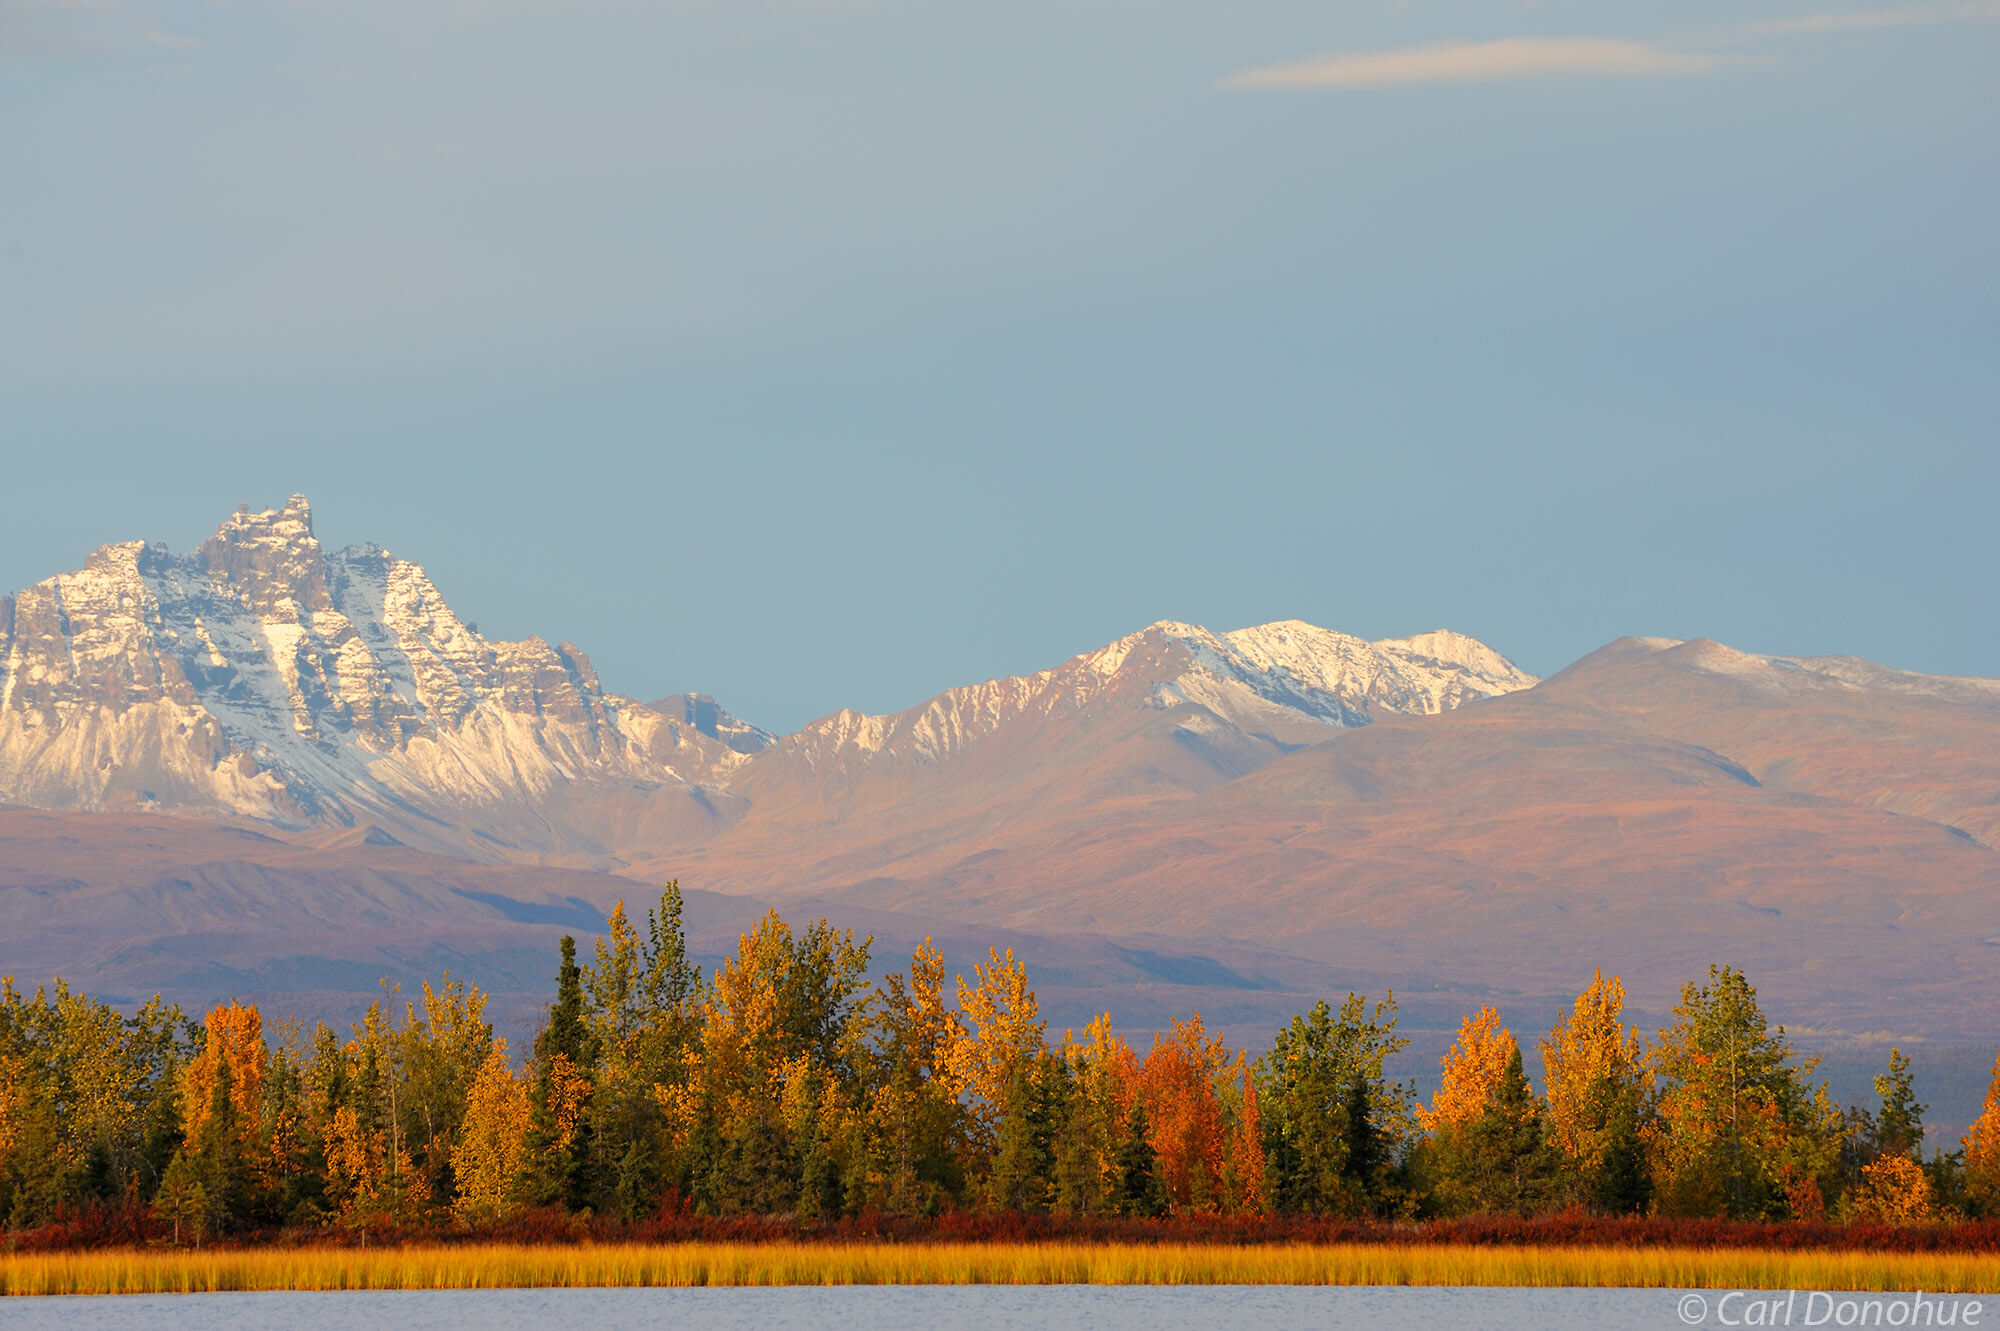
[0, 497, 1535, 859]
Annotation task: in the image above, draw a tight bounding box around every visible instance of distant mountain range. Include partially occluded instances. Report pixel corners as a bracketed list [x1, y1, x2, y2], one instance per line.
[4, 497, 1998, 1125]
[0, 495, 1533, 858]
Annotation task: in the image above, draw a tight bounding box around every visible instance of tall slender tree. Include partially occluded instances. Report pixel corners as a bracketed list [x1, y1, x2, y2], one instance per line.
[1540, 971, 1650, 1212]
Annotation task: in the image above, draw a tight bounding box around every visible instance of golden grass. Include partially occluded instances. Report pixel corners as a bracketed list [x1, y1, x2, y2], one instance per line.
[5, 1243, 2000, 1297]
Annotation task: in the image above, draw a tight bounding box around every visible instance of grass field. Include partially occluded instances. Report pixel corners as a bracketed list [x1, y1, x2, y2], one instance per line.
[6, 1242, 2000, 1296]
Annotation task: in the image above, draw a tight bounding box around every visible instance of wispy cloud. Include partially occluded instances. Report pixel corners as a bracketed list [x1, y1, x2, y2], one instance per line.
[1224, 3, 2000, 94]
[1740, 1, 2000, 35]
[1221, 38, 1715, 91]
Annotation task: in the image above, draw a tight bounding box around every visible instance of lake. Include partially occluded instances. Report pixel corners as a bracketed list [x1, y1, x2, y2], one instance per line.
[3, 1284, 1751, 1329]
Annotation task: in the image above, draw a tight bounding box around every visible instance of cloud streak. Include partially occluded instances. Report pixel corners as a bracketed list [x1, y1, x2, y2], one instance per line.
[1223, 5, 2000, 94]
[1741, 1, 2000, 35]
[1221, 37, 1716, 91]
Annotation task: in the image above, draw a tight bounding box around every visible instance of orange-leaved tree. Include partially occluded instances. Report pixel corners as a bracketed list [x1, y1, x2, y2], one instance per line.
[1963, 1052, 2000, 1217]
[1423, 1006, 1557, 1216]
[1230, 1062, 1267, 1215]
[1848, 1153, 1938, 1225]
[182, 1001, 267, 1151]
[1422, 1006, 1515, 1135]
[176, 1001, 270, 1227]
[1133, 1013, 1231, 1214]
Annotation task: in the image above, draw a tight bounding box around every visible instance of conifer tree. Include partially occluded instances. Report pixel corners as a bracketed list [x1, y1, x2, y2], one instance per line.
[1113, 1103, 1167, 1218]
[1256, 994, 1409, 1216]
[987, 1060, 1061, 1213]
[188, 1052, 242, 1230]
[155, 1150, 208, 1245]
[1427, 1043, 1558, 1216]
[522, 936, 598, 1210]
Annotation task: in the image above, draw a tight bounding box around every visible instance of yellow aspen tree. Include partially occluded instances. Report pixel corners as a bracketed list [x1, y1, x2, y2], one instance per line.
[1849, 1154, 1937, 1224]
[1539, 970, 1651, 1210]
[953, 946, 1045, 1145]
[1423, 1006, 1518, 1133]
[870, 940, 967, 1213]
[697, 914, 790, 1162]
[1057, 1013, 1138, 1212]
[1963, 1052, 2000, 1213]
[452, 1039, 529, 1223]
[904, 939, 966, 1100]
[52, 987, 145, 1189]
[1424, 1007, 1560, 1216]
[0, 1055, 23, 1165]
[326, 1102, 384, 1217]
[542, 1052, 592, 1154]
[651, 1046, 707, 1157]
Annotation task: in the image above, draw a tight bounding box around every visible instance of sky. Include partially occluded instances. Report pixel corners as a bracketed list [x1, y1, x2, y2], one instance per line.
[2, 0, 1994, 734]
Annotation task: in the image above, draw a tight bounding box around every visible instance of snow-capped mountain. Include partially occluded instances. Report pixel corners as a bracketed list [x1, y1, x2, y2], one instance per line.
[766, 618, 1534, 778]
[0, 496, 1531, 858]
[11, 499, 2000, 1082]
[0, 496, 756, 847]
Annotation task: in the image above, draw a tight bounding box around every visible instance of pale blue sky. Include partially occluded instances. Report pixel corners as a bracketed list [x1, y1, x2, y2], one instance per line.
[3, 1, 1994, 732]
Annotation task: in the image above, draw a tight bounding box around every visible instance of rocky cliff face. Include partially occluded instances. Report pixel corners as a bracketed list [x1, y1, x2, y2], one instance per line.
[0, 496, 752, 845]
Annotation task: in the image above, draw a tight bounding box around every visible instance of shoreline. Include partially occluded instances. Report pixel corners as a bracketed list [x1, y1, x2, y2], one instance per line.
[6, 1242, 2000, 1297]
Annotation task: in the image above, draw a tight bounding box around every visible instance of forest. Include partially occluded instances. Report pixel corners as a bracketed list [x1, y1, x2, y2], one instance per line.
[3, 884, 1997, 1245]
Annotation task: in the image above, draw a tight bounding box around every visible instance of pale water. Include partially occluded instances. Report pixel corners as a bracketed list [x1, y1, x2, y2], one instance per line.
[0, 1284, 1835, 1330]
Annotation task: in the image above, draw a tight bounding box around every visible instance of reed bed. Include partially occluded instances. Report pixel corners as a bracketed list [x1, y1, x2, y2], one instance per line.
[7, 1242, 2000, 1297]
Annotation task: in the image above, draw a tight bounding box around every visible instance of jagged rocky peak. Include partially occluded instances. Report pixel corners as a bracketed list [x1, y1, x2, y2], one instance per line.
[0, 497, 753, 839]
[196, 494, 331, 616]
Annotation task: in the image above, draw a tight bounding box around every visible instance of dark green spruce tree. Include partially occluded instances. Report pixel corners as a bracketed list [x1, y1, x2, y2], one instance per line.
[521, 935, 599, 1210]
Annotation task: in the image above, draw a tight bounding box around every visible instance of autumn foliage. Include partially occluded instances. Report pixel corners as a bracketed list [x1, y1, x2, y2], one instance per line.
[2, 889, 1996, 1245]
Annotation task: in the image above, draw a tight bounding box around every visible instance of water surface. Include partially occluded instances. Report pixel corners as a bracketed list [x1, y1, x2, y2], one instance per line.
[8, 1283, 1722, 1330]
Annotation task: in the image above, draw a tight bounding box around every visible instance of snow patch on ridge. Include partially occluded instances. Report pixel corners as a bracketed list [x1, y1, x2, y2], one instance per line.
[779, 617, 1539, 772]
[0, 497, 756, 841]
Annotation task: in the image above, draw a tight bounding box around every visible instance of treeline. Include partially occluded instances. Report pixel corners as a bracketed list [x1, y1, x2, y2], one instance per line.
[4, 886, 2000, 1242]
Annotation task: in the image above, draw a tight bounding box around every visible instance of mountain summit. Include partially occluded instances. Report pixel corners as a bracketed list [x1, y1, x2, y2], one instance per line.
[0, 496, 753, 851]
[0, 498, 1529, 860]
